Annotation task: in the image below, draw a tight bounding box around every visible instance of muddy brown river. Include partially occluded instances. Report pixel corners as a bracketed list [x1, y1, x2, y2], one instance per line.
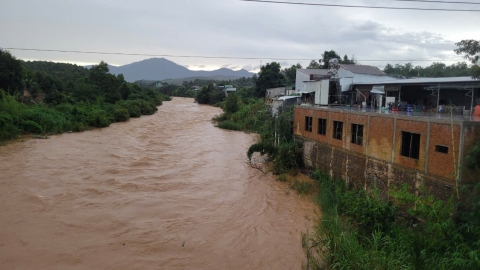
[0, 97, 317, 269]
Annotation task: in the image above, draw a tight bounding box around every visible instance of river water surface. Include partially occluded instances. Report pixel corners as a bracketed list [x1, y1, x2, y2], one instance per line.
[0, 98, 317, 269]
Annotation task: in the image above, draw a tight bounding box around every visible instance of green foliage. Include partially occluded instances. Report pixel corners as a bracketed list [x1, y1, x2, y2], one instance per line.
[290, 179, 312, 195]
[312, 50, 356, 69]
[281, 64, 302, 85]
[454, 39, 480, 79]
[247, 142, 276, 160]
[215, 120, 242, 131]
[213, 92, 301, 174]
[224, 93, 239, 114]
[255, 62, 285, 98]
[0, 50, 24, 94]
[113, 107, 130, 122]
[384, 61, 475, 78]
[305, 170, 480, 270]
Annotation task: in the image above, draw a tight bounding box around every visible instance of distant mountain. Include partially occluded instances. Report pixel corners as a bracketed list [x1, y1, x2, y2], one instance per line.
[91, 58, 255, 82]
[162, 75, 251, 85]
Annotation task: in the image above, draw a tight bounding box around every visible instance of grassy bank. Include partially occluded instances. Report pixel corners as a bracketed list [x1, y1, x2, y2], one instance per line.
[303, 170, 480, 270]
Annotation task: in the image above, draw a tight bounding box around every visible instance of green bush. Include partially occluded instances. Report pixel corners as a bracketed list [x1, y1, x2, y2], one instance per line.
[113, 107, 130, 122]
[290, 179, 312, 195]
[86, 109, 112, 128]
[305, 170, 480, 270]
[216, 120, 242, 131]
[0, 111, 20, 139]
[21, 120, 44, 134]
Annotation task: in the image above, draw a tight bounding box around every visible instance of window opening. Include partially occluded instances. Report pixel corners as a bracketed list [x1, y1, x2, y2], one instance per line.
[435, 145, 448, 154]
[333, 121, 343, 140]
[401, 132, 420, 159]
[318, 118, 326, 135]
[351, 124, 364, 145]
[305, 116, 313, 132]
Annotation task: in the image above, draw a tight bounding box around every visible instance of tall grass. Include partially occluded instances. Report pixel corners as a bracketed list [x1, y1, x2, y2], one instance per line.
[303, 170, 480, 270]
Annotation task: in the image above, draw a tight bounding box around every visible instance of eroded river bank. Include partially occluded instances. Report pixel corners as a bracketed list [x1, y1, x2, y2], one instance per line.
[0, 97, 317, 269]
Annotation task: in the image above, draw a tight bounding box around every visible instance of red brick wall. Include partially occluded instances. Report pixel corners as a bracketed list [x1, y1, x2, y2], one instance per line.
[428, 123, 461, 180]
[394, 120, 428, 171]
[347, 114, 368, 155]
[368, 116, 394, 162]
[293, 107, 316, 140]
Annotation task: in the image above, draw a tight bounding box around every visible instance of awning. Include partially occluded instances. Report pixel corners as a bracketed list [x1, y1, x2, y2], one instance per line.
[371, 85, 385, 94]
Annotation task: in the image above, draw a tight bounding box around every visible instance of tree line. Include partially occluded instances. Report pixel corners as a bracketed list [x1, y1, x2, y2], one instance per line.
[0, 50, 170, 141]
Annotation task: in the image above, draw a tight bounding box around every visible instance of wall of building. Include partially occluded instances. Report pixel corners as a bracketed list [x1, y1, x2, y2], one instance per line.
[294, 106, 480, 200]
[295, 71, 310, 93]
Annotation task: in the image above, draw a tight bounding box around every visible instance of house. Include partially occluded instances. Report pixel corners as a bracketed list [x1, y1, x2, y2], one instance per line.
[266, 87, 286, 99]
[225, 87, 236, 97]
[192, 85, 200, 91]
[154, 81, 163, 88]
[272, 96, 301, 115]
[295, 65, 398, 105]
[350, 76, 479, 113]
[293, 92, 480, 200]
[295, 69, 329, 93]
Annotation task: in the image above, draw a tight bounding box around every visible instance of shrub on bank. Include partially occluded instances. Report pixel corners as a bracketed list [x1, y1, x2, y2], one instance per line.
[0, 89, 169, 141]
[303, 170, 480, 270]
[216, 120, 242, 131]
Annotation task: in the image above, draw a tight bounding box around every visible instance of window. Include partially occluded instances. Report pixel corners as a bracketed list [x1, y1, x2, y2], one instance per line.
[435, 145, 448, 154]
[305, 116, 313, 132]
[318, 118, 326, 135]
[351, 124, 364, 145]
[333, 121, 343, 140]
[401, 132, 420, 159]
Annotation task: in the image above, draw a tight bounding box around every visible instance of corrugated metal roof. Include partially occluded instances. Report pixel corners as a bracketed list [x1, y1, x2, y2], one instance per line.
[353, 76, 479, 86]
[340, 64, 386, 76]
[298, 69, 329, 75]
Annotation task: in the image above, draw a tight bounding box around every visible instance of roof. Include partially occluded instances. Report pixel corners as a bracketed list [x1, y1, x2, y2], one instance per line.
[353, 76, 480, 86]
[225, 88, 236, 91]
[278, 95, 300, 101]
[297, 69, 329, 76]
[340, 64, 386, 76]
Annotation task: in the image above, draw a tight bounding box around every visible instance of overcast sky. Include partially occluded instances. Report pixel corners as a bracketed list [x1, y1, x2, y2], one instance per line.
[1, 0, 478, 72]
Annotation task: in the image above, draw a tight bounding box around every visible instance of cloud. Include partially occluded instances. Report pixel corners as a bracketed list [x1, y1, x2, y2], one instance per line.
[0, 0, 471, 70]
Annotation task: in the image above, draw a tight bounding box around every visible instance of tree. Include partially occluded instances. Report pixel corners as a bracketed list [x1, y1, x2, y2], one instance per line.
[224, 93, 239, 114]
[195, 85, 212, 104]
[307, 60, 321, 69]
[282, 63, 302, 84]
[255, 62, 285, 98]
[320, 50, 342, 69]
[455, 39, 480, 79]
[0, 50, 23, 94]
[319, 50, 356, 69]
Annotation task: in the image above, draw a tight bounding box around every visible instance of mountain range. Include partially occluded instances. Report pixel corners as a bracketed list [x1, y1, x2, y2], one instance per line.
[97, 58, 255, 82]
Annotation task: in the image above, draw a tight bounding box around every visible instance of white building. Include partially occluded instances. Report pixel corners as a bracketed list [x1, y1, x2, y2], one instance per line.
[294, 64, 400, 106]
[336, 64, 397, 92]
[295, 69, 329, 93]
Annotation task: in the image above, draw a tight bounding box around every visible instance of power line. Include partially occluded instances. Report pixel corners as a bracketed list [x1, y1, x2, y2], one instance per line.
[1, 47, 465, 62]
[240, 0, 480, 11]
[393, 0, 480, 4]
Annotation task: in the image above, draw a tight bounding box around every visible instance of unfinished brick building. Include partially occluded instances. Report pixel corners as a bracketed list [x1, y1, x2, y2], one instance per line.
[294, 106, 480, 200]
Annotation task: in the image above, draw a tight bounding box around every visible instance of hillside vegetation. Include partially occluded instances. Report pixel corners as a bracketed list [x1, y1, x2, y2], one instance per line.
[0, 50, 170, 141]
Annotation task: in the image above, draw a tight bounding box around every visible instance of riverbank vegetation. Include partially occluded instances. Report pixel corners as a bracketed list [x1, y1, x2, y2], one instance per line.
[213, 89, 302, 175]
[301, 170, 480, 269]
[0, 50, 170, 142]
[211, 51, 480, 269]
